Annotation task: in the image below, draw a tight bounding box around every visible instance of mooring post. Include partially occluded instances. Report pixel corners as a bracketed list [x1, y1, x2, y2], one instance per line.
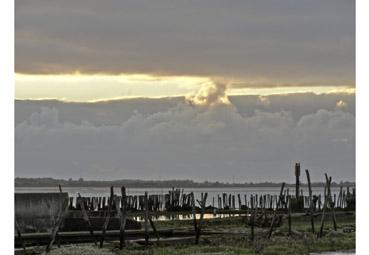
[144, 191, 149, 247]
[56, 184, 63, 247]
[15, 217, 26, 253]
[288, 195, 292, 236]
[295, 163, 300, 198]
[191, 192, 198, 235]
[149, 217, 160, 242]
[318, 175, 331, 238]
[325, 175, 337, 231]
[100, 186, 114, 248]
[44, 198, 69, 254]
[77, 193, 97, 245]
[268, 182, 285, 238]
[305, 169, 315, 233]
[250, 195, 255, 241]
[119, 186, 127, 249]
[195, 192, 208, 244]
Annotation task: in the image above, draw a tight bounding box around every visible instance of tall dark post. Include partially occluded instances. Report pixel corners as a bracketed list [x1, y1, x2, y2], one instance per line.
[295, 163, 301, 198]
[144, 192, 149, 247]
[119, 186, 127, 250]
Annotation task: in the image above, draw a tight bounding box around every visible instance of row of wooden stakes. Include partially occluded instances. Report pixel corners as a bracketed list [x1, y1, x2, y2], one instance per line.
[65, 186, 355, 213]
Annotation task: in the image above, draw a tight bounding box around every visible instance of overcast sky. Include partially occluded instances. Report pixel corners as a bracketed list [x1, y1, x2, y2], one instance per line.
[15, 0, 355, 182]
[15, 93, 355, 182]
[15, 0, 354, 90]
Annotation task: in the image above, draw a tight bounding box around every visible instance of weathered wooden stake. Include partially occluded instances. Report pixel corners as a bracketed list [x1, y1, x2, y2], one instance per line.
[119, 186, 127, 249]
[268, 182, 285, 238]
[56, 185, 63, 247]
[195, 192, 208, 244]
[305, 169, 315, 233]
[318, 175, 330, 238]
[100, 186, 114, 248]
[149, 217, 160, 241]
[288, 195, 292, 236]
[144, 191, 149, 247]
[43, 198, 69, 254]
[77, 193, 97, 245]
[191, 192, 198, 236]
[295, 163, 301, 198]
[325, 175, 337, 231]
[250, 195, 255, 241]
[15, 218, 26, 253]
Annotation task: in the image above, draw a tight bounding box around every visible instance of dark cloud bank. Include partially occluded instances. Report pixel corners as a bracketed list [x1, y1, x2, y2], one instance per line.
[15, 0, 354, 86]
[15, 93, 355, 182]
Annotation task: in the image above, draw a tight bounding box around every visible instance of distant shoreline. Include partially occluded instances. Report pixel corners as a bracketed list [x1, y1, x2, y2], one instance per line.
[15, 177, 355, 189]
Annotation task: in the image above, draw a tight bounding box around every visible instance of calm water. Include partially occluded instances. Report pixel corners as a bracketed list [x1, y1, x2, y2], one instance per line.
[15, 186, 349, 207]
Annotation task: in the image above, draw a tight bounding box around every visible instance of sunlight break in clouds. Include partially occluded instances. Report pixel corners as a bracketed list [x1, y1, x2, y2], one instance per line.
[15, 73, 355, 102]
[15, 73, 211, 102]
[336, 100, 348, 111]
[185, 81, 230, 107]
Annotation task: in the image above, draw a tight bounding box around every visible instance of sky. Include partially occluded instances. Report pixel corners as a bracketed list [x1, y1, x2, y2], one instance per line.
[15, 0, 355, 100]
[15, 92, 355, 182]
[14, 0, 355, 182]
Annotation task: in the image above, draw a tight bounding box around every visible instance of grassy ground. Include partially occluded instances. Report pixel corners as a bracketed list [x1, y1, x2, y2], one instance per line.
[25, 212, 355, 255]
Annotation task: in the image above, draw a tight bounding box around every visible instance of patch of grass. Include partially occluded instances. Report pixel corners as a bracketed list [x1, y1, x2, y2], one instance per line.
[24, 213, 355, 255]
[115, 245, 256, 255]
[48, 244, 114, 255]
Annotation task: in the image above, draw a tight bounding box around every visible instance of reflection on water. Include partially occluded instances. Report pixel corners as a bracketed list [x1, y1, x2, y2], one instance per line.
[133, 212, 245, 222]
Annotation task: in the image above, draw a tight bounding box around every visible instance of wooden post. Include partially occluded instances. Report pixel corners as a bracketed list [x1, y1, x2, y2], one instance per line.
[77, 193, 97, 245]
[56, 185, 63, 247]
[149, 217, 160, 241]
[268, 182, 285, 238]
[191, 192, 198, 235]
[288, 195, 292, 236]
[100, 186, 114, 248]
[318, 175, 331, 238]
[250, 195, 255, 241]
[43, 198, 69, 254]
[338, 186, 343, 208]
[119, 186, 127, 249]
[305, 169, 315, 233]
[325, 175, 337, 231]
[102, 197, 106, 210]
[295, 163, 301, 198]
[195, 192, 208, 244]
[15, 218, 26, 253]
[255, 194, 258, 209]
[144, 191, 149, 247]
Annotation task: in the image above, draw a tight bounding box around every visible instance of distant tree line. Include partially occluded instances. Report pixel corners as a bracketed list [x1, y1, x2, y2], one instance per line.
[14, 177, 355, 188]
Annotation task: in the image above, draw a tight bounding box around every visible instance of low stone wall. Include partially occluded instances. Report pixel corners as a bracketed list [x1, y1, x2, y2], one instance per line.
[15, 193, 142, 233]
[15, 192, 68, 233]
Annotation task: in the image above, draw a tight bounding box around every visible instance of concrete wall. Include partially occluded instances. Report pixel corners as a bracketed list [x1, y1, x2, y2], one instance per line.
[15, 192, 68, 233]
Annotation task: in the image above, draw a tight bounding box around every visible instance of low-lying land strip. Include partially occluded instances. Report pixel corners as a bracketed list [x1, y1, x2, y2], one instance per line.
[17, 212, 355, 255]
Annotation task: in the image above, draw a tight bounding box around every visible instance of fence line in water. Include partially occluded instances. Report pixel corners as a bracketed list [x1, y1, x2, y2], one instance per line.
[67, 186, 355, 213]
